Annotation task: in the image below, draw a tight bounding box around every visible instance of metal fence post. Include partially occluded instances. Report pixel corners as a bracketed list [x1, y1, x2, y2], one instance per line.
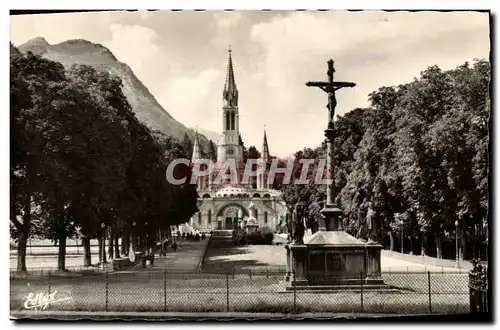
[266, 269, 269, 279]
[249, 269, 252, 279]
[47, 270, 52, 311]
[164, 268, 167, 312]
[427, 271, 432, 314]
[105, 271, 109, 312]
[226, 273, 230, 312]
[48, 270, 51, 296]
[293, 272, 297, 314]
[360, 271, 364, 313]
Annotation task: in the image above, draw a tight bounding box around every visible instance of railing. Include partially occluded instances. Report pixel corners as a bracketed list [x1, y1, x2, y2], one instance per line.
[11, 270, 472, 315]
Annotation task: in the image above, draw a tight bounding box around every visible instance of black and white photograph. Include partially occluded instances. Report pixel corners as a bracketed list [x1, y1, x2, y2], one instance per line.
[8, 9, 491, 321]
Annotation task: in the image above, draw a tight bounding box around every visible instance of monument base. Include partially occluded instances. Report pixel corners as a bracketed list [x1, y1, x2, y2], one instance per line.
[285, 231, 391, 292]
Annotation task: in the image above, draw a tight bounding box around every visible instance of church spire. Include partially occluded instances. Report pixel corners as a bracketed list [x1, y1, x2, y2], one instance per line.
[223, 47, 238, 107]
[261, 125, 270, 162]
[191, 127, 202, 163]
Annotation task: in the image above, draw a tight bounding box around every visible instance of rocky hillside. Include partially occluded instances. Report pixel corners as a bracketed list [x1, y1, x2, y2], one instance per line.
[190, 127, 220, 144]
[17, 37, 209, 149]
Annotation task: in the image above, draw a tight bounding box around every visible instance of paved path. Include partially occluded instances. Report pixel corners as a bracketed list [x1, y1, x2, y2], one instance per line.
[204, 244, 471, 273]
[137, 240, 209, 272]
[10, 239, 210, 274]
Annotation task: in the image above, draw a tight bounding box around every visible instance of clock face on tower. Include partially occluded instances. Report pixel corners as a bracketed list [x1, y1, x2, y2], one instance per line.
[227, 147, 234, 156]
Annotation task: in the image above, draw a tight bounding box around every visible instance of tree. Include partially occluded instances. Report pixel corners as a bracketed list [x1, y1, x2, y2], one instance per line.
[279, 59, 490, 260]
[246, 146, 261, 160]
[182, 133, 193, 157]
[10, 51, 68, 272]
[207, 139, 217, 161]
[58, 64, 132, 268]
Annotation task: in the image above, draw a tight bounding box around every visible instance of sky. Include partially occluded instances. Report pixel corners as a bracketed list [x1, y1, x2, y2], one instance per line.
[10, 11, 490, 158]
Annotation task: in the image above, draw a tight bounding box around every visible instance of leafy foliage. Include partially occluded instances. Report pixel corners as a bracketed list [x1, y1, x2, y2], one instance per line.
[278, 60, 490, 259]
[10, 50, 198, 271]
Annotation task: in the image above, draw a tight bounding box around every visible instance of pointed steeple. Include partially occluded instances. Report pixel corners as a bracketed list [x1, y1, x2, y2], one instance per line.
[191, 127, 202, 163]
[261, 125, 270, 162]
[223, 47, 238, 107]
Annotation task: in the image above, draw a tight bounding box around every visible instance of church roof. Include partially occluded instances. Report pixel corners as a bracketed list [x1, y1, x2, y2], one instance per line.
[191, 127, 202, 162]
[215, 186, 248, 197]
[211, 186, 283, 198]
[261, 127, 270, 161]
[223, 48, 238, 107]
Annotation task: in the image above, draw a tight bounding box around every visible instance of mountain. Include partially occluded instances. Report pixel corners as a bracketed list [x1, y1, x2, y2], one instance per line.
[190, 127, 220, 144]
[16, 37, 209, 149]
[10, 42, 21, 57]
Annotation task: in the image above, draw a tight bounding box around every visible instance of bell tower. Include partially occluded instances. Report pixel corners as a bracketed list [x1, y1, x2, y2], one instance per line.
[217, 47, 244, 165]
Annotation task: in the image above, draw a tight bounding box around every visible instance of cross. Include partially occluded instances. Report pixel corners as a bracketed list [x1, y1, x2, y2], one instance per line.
[306, 60, 356, 129]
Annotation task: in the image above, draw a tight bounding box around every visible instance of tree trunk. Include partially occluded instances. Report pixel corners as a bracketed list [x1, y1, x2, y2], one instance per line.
[108, 229, 114, 260]
[409, 235, 414, 255]
[98, 237, 103, 263]
[17, 228, 28, 273]
[16, 186, 32, 273]
[420, 233, 427, 256]
[121, 229, 129, 256]
[131, 231, 137, 252]
[460, 229, 467, 261]
[58, 232, 67, 271]
[114, 233, 120, 259]
[138, 234, 144, 251]
[435, 233, 443, 259]
[83, 235, 91, 266]
[388, 231, 394, 251]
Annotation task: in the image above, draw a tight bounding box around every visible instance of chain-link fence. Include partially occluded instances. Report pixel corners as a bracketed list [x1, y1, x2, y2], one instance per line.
[11, 270, 470, 314]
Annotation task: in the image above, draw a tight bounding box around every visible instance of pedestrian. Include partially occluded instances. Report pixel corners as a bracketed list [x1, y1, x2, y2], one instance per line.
[171, 240, 177, 252]
[162, 238, 169, 255]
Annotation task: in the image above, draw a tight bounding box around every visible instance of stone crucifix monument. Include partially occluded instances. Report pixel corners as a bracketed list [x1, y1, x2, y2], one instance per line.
[285, 60, 386, 291]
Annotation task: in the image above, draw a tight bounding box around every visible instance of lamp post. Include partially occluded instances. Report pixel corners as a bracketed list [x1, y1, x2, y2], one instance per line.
[483, 221, 488, 263]
[145, 221, 148, 255]
[132, 221, 136, 252]
[100, 222, 106, 265]
[400, 219, 404, 254]
[455, 220, 460, 268]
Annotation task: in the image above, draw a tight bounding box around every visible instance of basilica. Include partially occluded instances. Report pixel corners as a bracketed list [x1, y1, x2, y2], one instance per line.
[185, 50, 287, 233]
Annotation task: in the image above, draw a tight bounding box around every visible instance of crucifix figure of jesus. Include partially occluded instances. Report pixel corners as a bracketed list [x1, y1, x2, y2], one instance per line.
[306, 60, 356, 129]
[305, 60, 356, 231]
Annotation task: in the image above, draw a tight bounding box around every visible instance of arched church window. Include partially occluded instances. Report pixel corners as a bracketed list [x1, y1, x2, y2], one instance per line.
[263, 194, 271, 198]
[203, 194, 211, 198]
[253, 193, 261, 198]
[226, 112, 230, 131]
[230, 112, 235, 130]
[198, 212, 202, 225]
[264, 212, 268, 224]
[208, 209, 212, 224]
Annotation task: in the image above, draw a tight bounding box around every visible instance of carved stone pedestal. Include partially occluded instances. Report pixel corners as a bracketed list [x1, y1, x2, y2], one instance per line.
[285, 231, 388, 291]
